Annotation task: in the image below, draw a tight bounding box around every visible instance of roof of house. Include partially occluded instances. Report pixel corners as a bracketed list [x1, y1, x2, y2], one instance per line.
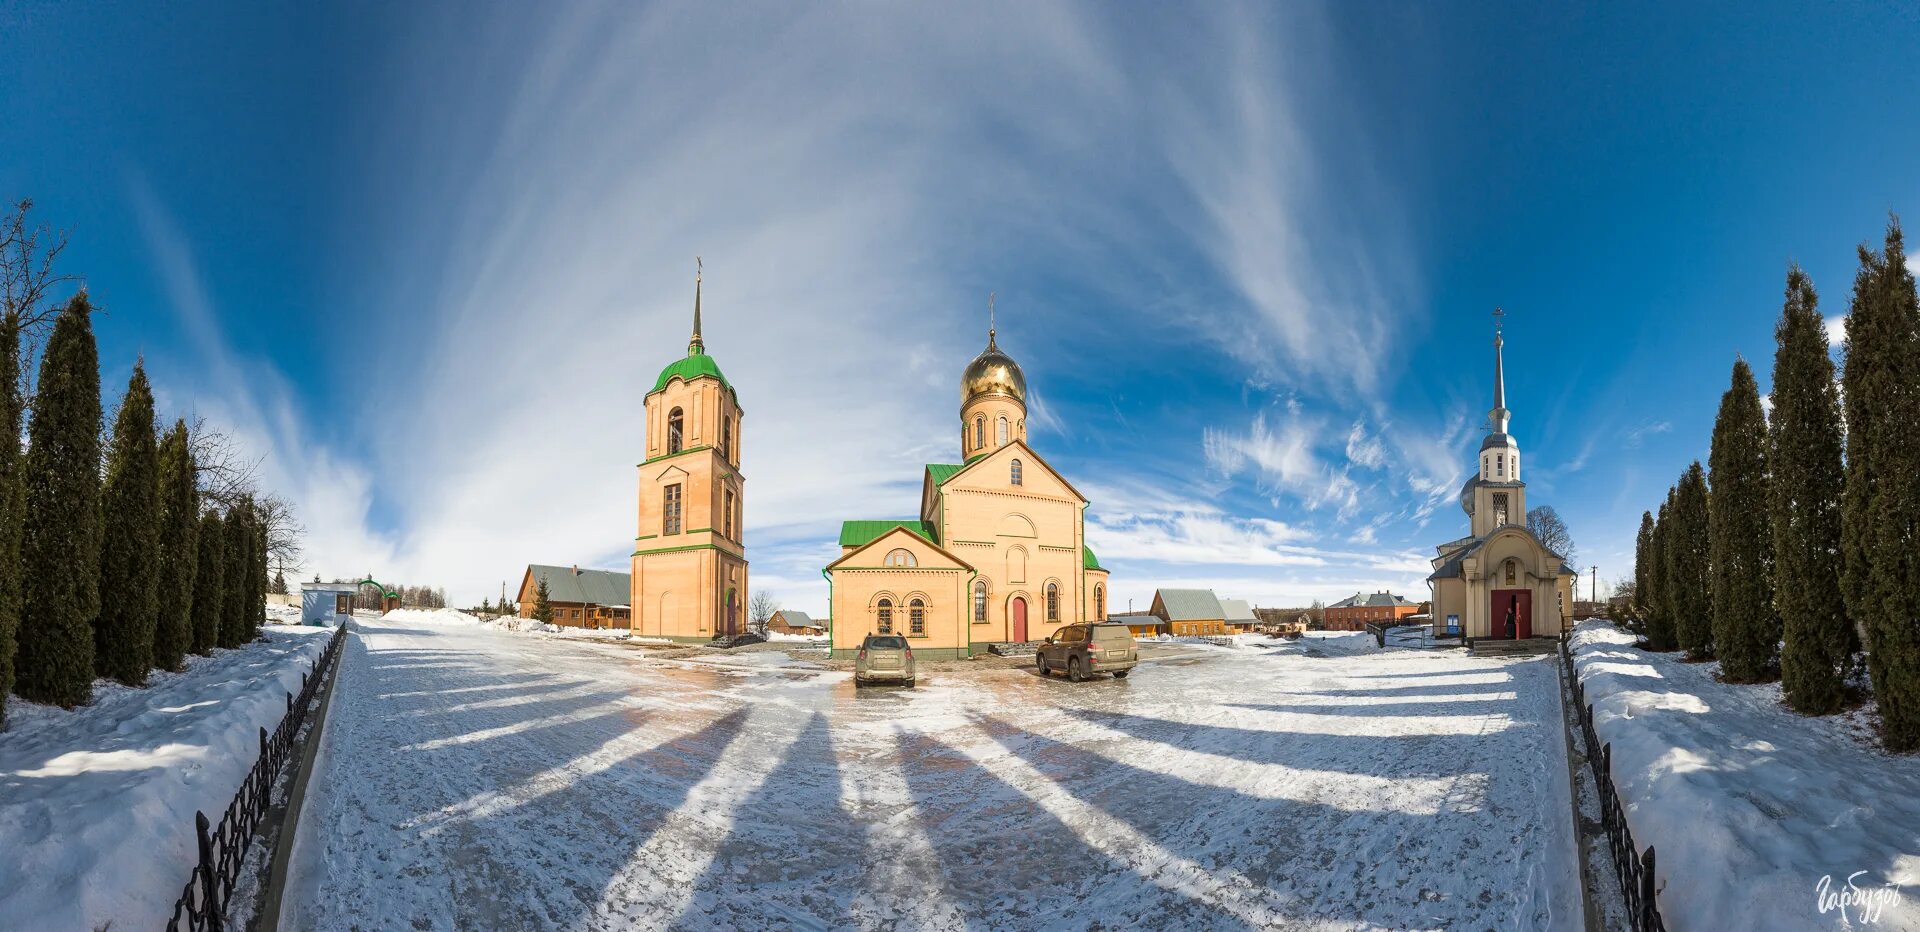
[1218, 598, 1257, 623]
[839, 520, 934, 548]
[926, 463, 965, 485]
[1329, 591, 1419, 609]
[1153, 588, 1226, 621]
[772, 610, 819, 628]
[1083, 546, 1103, 570]
[527, 565, 631, 605]
[1107, 612, 1161, 626]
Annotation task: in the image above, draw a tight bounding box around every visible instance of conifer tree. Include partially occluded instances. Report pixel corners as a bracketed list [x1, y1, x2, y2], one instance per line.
[271, 567, 287, 596]
[1843, 219, 1920, 750]
[0, 312, 25, 723]
[191, 510, 225, 653]
[1770, 267, 1852, 713]
[1632, 510, 1654, 629]
[1668, 462, 1713, 659]
[533, 576, 553, 623]
[1644, 491, 1677, 651]
[96, 362, 162, 685]
[219, 505, 248, 648]
[16, 295, 103, 707]
[154, 421, 198, 671]
[1708, 358, 1777, 682]
[248, 507, 267, 638]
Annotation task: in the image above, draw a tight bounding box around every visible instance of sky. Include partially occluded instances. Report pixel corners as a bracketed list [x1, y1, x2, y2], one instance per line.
[3, 2, 1918, 614]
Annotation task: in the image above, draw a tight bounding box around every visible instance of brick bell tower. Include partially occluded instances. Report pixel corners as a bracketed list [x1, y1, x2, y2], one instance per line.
[632, 259, 748, 641]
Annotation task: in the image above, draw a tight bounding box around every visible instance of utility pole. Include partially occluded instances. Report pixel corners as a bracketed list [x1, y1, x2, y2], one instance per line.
[1590, 566, 1598, 603]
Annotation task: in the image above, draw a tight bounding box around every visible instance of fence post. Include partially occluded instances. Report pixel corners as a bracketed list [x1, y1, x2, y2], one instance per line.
[195, 810, 222, 931]
[286, 690, 293, 714]
[1640, 846, 1657, 931]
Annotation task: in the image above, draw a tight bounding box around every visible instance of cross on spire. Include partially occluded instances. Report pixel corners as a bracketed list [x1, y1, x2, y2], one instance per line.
[688, 256, 705, 356]
[1491, 306, 1509, 429]
[987, 291, 998, 349]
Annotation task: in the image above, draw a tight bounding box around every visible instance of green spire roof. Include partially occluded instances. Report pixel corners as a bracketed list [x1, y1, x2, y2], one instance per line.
[651, 354, 733, 396]
[1083, 546, 1102, 570]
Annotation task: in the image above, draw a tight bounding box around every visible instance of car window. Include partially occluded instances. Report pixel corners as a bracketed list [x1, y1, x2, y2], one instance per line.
[1092, 626, 1132, 642]
[867, 636, 907, 649]
[1064, 627, 1085, 642]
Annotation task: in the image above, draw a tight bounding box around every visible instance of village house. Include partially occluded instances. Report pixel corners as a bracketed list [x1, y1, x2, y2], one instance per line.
[516, 564, 632, 629]
[1107, 611, 1165, 639]
[1220, 598, 1259, 633]
[1323, 591, 1421, 631]
[1150, 589, 1227, 636]
[768, 610, 825, 636]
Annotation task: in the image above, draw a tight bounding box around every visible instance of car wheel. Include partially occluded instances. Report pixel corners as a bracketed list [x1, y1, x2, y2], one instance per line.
[1114, 669, 1130, 679]
[1036, 653, 1049, 675]
[1068, 658, 1084, 682]
[904, 678, 916, 688]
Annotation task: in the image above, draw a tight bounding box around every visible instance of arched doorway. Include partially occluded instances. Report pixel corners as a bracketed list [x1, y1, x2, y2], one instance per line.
[725, 588, 738, 638]
[1492, 588, 1532, 639]
[1010, 596, 1028, 643]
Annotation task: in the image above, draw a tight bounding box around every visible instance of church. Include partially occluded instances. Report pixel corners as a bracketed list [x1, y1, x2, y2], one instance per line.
[825, 310, 1112, 660]
[1427, 316, 1576, 640]
[629, 263, 750, 641]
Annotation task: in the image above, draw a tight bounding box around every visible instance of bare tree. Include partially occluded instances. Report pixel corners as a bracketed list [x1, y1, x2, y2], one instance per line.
[1307, 598, 1326, 631]
[188, 417, 263, 509]
[1526, 505, 1577, 564]
[1, 198, 78, 335]
[749, 591, 779, 635]
[255, 493, 306, 575]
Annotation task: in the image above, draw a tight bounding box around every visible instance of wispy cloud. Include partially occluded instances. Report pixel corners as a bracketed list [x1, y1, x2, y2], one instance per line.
[1623, 420, 1672, 449]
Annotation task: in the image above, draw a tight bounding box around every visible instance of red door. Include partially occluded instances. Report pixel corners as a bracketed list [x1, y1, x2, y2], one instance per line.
[1012, 597, 1028, 643]
[1493, 589, 1533, 639]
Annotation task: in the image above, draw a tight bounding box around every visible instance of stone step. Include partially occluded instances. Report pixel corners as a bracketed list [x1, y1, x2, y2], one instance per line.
[1470, 637, 1559, 656]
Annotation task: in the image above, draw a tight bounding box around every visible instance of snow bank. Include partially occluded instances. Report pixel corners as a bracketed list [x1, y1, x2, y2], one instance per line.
[765, 631, 827, 643]
[380, 608, 482, 626]
[1570, 620, 1920, 930]
[0, 625, 335, 930]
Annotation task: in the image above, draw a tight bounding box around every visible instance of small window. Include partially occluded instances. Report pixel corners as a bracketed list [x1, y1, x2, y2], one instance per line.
[884, 548, 917, 567]
[1046, 582, 1059, 621]
[1010, 459, 1023, 486]
[724, 489, 736, 540]
[974, 580, 988, 623]
[909, 598, 925, 635]
[877, 599, 893, 634]
[996, 416, 1008, 445]
[1497, 453, 1504, 476]
[721, 418, 732, 461]
[663, 483, 683, 535]
[974, 416, 985, 448]
[668, 407, 684, 454]
[1094, 585, 1105, 620]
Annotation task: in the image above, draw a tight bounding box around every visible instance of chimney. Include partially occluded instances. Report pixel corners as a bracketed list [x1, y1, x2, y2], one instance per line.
[572, 564, 580, 575]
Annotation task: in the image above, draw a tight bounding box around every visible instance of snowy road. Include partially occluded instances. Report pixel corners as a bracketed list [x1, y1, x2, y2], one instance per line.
[286, 618, 1580, 931]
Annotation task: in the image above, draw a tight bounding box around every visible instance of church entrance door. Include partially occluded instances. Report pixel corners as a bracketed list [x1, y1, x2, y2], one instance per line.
[1011, 597, 1028, 643]
[1492, 589, 1532, 639]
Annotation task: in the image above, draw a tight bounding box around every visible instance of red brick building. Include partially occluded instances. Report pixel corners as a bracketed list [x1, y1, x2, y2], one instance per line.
[1323, 591, 1420, 631]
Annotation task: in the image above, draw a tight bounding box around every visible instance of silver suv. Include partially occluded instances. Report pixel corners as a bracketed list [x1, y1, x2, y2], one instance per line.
[1037, 623, 1138, 681]
[855, 634, 916, 686]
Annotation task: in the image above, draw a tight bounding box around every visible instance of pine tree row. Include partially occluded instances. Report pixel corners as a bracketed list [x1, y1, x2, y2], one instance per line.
[0, 294, 273, 724]
[1631, 218, 1920, 751]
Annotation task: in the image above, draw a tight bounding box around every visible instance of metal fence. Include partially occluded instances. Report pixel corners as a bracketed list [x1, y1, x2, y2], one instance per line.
[166, 623, 347, 932]
[1561, 639, 1668, 932]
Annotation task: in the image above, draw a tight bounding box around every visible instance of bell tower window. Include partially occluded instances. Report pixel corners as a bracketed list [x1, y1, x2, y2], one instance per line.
[996, 416, 1008, 446]
[668, 407, 684, 454]
[1492, 492, 1509, 527]
[663, 483, 683, 535]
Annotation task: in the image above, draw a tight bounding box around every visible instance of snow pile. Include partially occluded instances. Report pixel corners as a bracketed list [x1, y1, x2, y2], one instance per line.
[1570, 620, 1920, 930]
[266, 603, 303, 624]
[765, 631, 827, 643]
[0, 625, 335, 930]
[381, 608, 482, 626]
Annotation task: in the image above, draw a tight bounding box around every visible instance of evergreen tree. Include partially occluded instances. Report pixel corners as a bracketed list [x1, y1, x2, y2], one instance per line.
[533, 576, 553, 623]
[1770, 267, 1852, 714]
[0, 312, 25, 724]
[219, 506, 248, 648]
[191, 510, 225, 654]
[1632, 510, 1655, 629]
[1708, 358, 1778, 682]
[1843, 219, 1920, 750]
[95, 362, 162, 686]
[1644, 491, 1677, 651]
[15, 295, 103, 707]
[248, 506, 267, 638]
[271, 567, 287, 596]
[154, 421, 198, 671]
[1668, 462, 1713, 659]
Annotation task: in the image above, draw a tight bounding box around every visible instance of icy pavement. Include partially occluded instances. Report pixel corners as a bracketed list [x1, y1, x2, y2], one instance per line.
[1571, 621, 1920, 930]
[0, 624, 333, 930]
[285, 618, 1580, 931]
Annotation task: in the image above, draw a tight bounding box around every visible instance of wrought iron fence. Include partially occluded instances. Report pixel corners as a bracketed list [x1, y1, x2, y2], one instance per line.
[166, 623, 347, 932]
[1561, 639, 1668, 932]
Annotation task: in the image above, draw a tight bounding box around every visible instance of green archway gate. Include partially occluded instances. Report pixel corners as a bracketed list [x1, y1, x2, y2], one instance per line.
[357, 577, 401, 614]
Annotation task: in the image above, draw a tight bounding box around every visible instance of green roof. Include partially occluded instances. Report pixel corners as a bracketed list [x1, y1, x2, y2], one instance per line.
[926, 463, 964, 485]
[651, 353, 734, 397]
[1083, 546, 1103, 570]
[839, 520, 933, 548]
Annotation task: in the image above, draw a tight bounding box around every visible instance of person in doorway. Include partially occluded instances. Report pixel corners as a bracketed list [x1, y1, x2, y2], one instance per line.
[1503, 603, 1517, 639]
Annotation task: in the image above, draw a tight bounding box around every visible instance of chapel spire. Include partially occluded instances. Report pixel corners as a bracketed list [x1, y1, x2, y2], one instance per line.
[1489, 307, 1510, 434]
[987, 291, 997, 350]
[688, 256, 705, 356]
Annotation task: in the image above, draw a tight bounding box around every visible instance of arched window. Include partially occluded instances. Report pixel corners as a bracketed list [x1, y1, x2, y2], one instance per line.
[1505, 559, 1518, 586]
[909, 598, 926, 635]
[1010, 459, 1023, 486]
[721, 418, 732, 461]
[884, 548, 917, 567]
[1008, 547, 1027, 583]
[667, 407, 685, 454]
[973, 580, 988, 623]
[974, 416, 985, 449]
[1095, 584, 1105, 620]
[1046, 582, 1059, 621]
[996, 415, 1008, 445]
[877, 598, 893, 634]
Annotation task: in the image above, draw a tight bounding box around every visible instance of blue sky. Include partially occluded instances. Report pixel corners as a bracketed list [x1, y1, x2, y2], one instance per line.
[3, 2, 1917, 612]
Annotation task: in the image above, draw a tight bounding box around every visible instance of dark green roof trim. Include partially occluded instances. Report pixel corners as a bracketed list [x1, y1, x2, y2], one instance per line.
[838, 520, 933, 548]
[965, 452, 989, 464]
[1083, 546, 1103, 570]
[640, 444, 711, 467]
[650, 354, 738, 400]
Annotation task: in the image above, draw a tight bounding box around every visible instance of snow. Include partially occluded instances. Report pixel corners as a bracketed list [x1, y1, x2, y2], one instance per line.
[765, 631, 828, 643]
[0, 624, 334, 930]
[288, 614, 1580, 930]
[1570, 620, 1920, 930]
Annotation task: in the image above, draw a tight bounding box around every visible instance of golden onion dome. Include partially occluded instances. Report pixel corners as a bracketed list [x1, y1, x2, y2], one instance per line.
[962, 330, 1026, 404]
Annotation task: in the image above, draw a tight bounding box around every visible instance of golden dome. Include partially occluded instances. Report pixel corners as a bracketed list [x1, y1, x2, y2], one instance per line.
[961, 330, 1026, 404]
